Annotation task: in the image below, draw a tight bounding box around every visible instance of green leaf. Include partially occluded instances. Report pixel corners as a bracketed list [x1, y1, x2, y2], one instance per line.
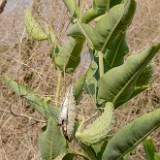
[143, 136, 157, 160]
[93, 0, 109, 13]
[104, 32, 129, 69]
[73, 71, 88, 103]
[54, 37, 85, 73]
[62, 151, 89, 160]
[4, 77, 47, 118]
[93, 140, 108, 160]
[102, 108, 160, 160]
[39, 118, 67, 160]
[84, 61, 98, 103]
[97, 43, 160, 108]
[63, 0, 79, 18]
[68, 0, 136, 52]
[154, 153, 160, 160]
[135, 65, 153, 87]
[82, 7, 104, 23]
[25, 8, 48, 41]
[4, 76, 59, 120]
[93, 0, 124, 12]
[76, 102, 114, 145]
[109, 0, 124, 9]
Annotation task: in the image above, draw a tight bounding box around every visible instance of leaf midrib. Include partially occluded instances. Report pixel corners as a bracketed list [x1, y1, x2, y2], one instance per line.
[101, 0, 131, 53]
[112, 52, 155, 104]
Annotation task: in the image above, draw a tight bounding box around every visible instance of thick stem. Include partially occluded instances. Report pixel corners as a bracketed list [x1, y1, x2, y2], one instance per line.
[55, 70, 62, 106]
[98, 51, 104, 78]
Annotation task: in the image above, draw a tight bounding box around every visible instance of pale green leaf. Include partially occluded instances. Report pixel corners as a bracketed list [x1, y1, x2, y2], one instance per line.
[97, 43, 160, 108]
[54, 37, 85, 73]
[102, 108, 160, 160]
[39, 118, 67, 160]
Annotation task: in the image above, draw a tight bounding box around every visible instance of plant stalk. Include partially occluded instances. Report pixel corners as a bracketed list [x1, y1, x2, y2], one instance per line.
[98, 51, 104, 77]
[55, 69, 62, 106]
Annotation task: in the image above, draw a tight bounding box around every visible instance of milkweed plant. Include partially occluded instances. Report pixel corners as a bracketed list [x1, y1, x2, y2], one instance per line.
[4, 0, 160, 159]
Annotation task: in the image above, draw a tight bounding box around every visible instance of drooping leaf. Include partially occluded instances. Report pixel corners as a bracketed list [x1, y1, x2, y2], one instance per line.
[39, 118, 67, 160]
[104, 32, 129, 69]
[102, 108, 160, 160]
[25, 8, 48, 41]
[97, 43, 160, 108]
[76, 102, 114, 145]
[143, 136, 157, 160]
[54, 37, 85, 73]
[4, 76, 59, 120]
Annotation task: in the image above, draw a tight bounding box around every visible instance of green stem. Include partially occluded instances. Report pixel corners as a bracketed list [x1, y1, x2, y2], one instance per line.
[98, 51, 104, 77]
[55, 70, 62, 106]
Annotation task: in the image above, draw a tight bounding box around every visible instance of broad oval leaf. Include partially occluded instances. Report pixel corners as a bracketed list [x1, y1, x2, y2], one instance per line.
[102, 108, 160, 160]
[97, 43, 160, 108]
[39, 118, 67, 160]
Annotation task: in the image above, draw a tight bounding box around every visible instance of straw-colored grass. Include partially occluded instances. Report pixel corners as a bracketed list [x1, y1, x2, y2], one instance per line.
[0, 0, 159, 159]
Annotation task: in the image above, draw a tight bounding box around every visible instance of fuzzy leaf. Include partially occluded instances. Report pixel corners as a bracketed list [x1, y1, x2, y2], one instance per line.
[39, 118, 67, 160]
[25, 8, 48, 41]
[63, 0, 79, 18]
[135, 65, 153, 87]
[97, 43, 160, 108]
[102, 108, 160, 160]
[54, 37, 84, 73]
[76, 102, 114, 145]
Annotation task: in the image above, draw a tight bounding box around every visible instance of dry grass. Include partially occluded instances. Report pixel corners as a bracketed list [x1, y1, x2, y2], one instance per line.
[0, 0, 159, 160]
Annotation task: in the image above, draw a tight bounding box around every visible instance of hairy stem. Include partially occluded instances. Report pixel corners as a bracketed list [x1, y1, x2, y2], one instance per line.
[98, 51, 104, 77]
[55, 70, 62, 106]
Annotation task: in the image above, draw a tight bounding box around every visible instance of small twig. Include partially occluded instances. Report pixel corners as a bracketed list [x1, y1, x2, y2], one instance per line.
[0, 0, 7, 14]
[10, 106, 46, 123]
[0, 108, 46, 123]
[55, 69, 62, 106]
[98, 51, 104, 77]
